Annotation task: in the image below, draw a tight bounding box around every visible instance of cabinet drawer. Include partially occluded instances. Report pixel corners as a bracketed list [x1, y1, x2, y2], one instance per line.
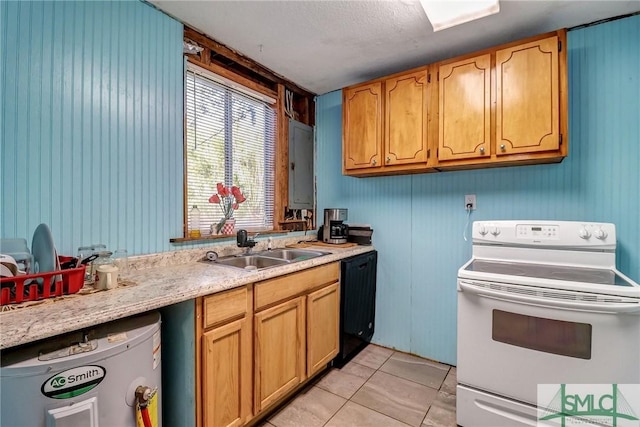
[255, 263, 339, 311]
[203, 287, 248, 329]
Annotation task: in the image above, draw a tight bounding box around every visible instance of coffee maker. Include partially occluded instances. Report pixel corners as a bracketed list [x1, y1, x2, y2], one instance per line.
[322, 208, 349, 244]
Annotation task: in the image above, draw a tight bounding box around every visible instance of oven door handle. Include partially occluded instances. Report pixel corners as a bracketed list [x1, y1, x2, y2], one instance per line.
[459, 281, 640, 313]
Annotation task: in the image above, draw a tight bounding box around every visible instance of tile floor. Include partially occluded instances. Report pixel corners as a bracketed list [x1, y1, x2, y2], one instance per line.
[261, 344, 457, 427]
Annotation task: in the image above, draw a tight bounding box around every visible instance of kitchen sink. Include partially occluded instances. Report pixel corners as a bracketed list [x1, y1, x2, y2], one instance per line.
[214, 255, 289, 270]
[206, 248, 331, 271]
[255, 248, 331, 261]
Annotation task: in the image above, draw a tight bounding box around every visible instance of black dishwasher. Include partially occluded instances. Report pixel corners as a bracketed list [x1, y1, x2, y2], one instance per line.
[335, 250, 377, 367]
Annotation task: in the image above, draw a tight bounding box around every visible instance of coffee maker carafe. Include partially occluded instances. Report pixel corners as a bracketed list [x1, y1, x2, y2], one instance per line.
[322, 208, 348, 244]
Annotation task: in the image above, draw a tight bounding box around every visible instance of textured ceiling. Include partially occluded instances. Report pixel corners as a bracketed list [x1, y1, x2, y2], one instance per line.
[150, 1, 639, 94]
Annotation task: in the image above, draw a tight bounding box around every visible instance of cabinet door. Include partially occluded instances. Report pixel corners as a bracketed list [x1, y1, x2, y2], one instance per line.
[343, 82, 383, 170]
[438, 54, 491, 161]
[254, 297, 306, 413]
[385, 69, 429, 166]
[496, 36, 560, 155]
[307, 282, 340, 376]
[202, 318, 252, 427]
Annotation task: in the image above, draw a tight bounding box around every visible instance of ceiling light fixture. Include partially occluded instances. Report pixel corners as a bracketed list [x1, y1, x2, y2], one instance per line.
[420, 0, 500, 32]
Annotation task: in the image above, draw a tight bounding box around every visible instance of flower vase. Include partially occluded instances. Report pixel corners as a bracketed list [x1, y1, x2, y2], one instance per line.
[221, 218, 236, 235]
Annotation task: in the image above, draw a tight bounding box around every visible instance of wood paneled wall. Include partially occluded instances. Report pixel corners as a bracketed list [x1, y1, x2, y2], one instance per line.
[1, 1, 183, 255]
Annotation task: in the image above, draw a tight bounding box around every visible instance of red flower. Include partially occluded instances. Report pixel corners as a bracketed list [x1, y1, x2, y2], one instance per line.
[217, 182, 229, 197]
[232, 203, 239, 210]
[209, 194, 221, 204]
[231, 186, 246, 203]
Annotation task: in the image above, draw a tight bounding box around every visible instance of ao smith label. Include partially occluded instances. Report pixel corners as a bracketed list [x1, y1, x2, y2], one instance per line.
[41, 365, 106, 399]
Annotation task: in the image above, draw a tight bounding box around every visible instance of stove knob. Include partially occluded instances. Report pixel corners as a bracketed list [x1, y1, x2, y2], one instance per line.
[478, 225, 488, 236]
[490, 227, 501, 236]
[594, 228, 608, 240]
[578, 228, 591, 239]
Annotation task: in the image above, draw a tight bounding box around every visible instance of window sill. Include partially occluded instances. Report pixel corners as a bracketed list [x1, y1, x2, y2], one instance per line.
[169, 229, 289, 244]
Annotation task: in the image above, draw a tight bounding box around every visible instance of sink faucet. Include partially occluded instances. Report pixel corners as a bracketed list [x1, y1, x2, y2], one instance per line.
[237, 229, 259, 254]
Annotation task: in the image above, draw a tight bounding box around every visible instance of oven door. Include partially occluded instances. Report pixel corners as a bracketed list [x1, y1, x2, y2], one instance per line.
[457, 278, 640, 406]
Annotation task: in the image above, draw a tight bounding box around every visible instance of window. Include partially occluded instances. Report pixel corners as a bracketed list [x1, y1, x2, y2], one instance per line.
[185, 65, 276, 235]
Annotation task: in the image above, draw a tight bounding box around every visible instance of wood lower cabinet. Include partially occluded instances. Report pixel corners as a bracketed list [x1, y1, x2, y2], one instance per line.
[253, 262, 340, 415]
[202, 318, 252, 427]
[306, 282, 340, 376]
[254, 297, 306, 412]
[197, 287, 253, 427]
[197, 262, 342, 426]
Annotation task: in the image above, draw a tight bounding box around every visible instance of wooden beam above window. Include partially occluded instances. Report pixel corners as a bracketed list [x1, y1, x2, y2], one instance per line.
[185, 27, 315, 99]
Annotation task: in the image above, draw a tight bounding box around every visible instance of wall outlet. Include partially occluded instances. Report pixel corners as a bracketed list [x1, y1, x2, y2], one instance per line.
[465, 194, 476, 210]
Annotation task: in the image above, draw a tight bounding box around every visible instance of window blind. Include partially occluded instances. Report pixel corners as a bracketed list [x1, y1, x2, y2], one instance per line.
[185, 66, 276, 235]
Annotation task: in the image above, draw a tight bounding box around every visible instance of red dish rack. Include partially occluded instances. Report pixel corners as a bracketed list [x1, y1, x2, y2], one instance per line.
[0, 256, 86, 306]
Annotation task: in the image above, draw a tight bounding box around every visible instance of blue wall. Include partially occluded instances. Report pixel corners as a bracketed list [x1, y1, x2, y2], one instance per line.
[316, 15, 640, 365]
[160, 300, 196, 427]
[0, 3, 197, 424]
[1, 1, 184, 256]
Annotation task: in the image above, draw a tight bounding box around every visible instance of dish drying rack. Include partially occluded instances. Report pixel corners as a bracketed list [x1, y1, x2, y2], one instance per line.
[0, 256, 86, 306]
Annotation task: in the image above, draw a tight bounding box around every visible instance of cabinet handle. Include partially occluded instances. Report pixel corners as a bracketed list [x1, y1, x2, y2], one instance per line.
[500, 144, 506, 151]
[386, 157, 391, 163]
[372, 159, 377, 165]
[479, 147, 485, 154]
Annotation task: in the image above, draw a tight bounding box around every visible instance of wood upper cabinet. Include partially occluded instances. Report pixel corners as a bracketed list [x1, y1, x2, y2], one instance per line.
[343, 67, 433, 176]
[495, 36, 560, 155]
[342, 29, 568, 175]
[438, 54, 491, 161]
[306, 282, 340, 376]
[385, 70, 429, 166]
[198, 287, 253, 427]
[343, 82, 383, 171]
[435, 30, 567, 169]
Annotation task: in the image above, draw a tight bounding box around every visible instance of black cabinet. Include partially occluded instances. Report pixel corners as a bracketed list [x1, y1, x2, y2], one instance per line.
[335, 250, 377, 367]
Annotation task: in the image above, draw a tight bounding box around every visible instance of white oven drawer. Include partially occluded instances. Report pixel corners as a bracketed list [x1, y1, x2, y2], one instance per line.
[457, 385, 539, 427]
[457, 280, 640, 405]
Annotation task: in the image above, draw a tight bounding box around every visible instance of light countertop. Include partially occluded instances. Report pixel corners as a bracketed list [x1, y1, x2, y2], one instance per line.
[0, 238, 374, 350]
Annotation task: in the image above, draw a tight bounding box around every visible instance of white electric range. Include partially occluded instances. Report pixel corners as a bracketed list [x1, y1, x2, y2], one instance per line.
[456, 220, 640, 426]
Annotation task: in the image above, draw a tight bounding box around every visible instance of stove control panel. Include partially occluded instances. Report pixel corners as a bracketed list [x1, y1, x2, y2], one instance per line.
[472, 220, 616, 248]
[516, 224, 559, 240]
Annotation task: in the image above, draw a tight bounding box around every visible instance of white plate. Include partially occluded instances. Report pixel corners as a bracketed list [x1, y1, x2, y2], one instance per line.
[31, 223, 57, 273]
